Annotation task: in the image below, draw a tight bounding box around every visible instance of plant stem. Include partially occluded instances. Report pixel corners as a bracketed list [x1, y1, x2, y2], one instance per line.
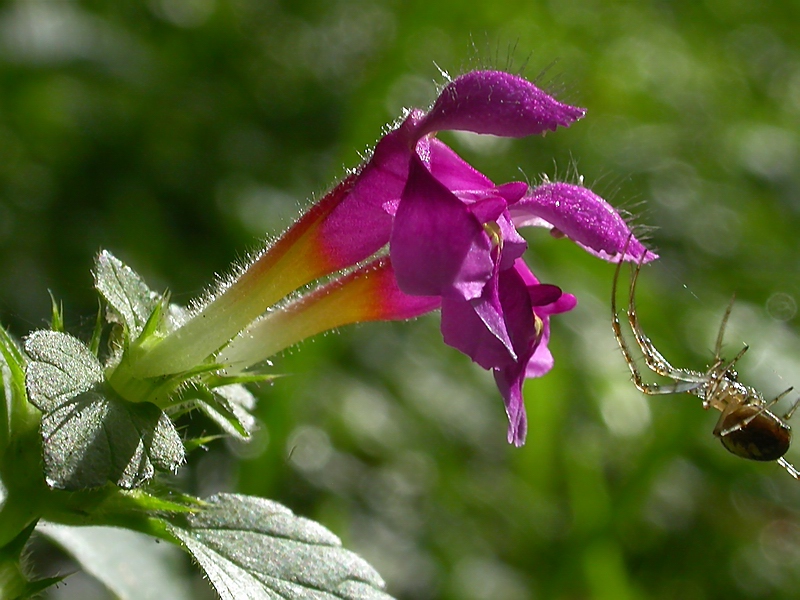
[0, 555, 27, 600]
[0, 431, 46, 549]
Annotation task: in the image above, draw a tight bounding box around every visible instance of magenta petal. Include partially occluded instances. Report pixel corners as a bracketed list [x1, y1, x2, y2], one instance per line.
[316, 121, 417, 267]
[513, 258, 541, 287]
[417, 70, 586, 139]
[525, 289, 576, 379]
[546, 291, 578, 315]
[514, 260, 577, 318]
[528, 283, 563, 306]
[392, 154, 493, 299]
[496, 213, 527, 270]
[511, 182, 658, 263]
[515, 260, 577, 378]
[495, 266, 540, 356]
[494, 360, 529, 446]
[441, 295, 516, 369]
[441, 261, 536, 371]
[426, 138, 495, 192]
[525, 328, 554, 378]
[442, 264, 533, 373]
[468, 196, 508, 224]
[497, 181, 529, 205]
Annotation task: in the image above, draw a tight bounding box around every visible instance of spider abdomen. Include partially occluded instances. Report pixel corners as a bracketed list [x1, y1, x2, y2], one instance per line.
[717, 405, 792, 462]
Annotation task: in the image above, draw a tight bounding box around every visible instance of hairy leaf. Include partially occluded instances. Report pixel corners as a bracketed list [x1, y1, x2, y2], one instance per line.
[38, 523, 195, 600]
[25, 330, 183, 490]
[168, 493, 394, 600]
[94, 250, 160, 340]
[25, 330, 102, 411]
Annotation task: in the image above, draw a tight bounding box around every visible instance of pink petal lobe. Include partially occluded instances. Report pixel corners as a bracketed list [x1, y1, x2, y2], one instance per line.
[494, 364, 529, 446]
[497, 181, 529, 205]
[314, 126, 412, 269]
[511, 182, 658, 263]
[392, 154, 493, 299]
[440, 295, 516, 370]
[441, 262, 535, 372]
[426, 138, 495, 191]
[417, 70, 586, 138]
[496, 213, 527, 270]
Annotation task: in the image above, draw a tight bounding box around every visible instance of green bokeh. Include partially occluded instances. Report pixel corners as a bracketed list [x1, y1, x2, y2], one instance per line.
[3, 0, 800, 598]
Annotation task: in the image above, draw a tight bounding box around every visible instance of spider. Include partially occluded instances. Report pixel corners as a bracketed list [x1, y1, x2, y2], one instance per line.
[611, 252, 800, 480]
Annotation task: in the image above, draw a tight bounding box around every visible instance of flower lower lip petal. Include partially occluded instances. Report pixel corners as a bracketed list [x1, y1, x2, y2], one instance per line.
[392, 155, 494, 299]
[511, 182, 658, 263]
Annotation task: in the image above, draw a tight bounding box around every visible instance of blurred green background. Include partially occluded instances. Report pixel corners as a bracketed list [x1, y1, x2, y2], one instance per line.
[3, 0, 800, 598]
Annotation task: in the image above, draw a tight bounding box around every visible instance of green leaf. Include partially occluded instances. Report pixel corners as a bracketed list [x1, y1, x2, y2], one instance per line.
[25, 331, 103, 411]
[168, 493, 394, 600]
[94, 250, 161, 341]
[0, 521, 66, 600]
[89, 301, 104, 357]
[195, 384, 258, 440]
[38, 523, 196, 600]
[25, 330, 184, 490]
[38, 394, 184, 490]
[48, 292, 64, 333]
[0, 325, 26, 392]
[0, 324, 27, 448]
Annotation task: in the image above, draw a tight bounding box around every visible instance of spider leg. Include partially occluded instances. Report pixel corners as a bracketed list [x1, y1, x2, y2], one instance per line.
[624, 255, 706, 392]
[701, 344, 751, 410]
[784, 396, 800, 421]
[713, 294, 736, 362]
[714, 387, 794, 437]
[611, 247, 703, 395]
[708, 343, 749, 381]
[611, 251, 664, 394]
[777, 457, 800, 480]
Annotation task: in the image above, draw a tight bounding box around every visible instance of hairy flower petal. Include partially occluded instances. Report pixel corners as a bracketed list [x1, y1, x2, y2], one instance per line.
[511, 182, 658, 263]
[140, 67, 658, 450]
[417, 70, 586, 138]
[217, 257, 440, 371]
[313, 127, 412, 269]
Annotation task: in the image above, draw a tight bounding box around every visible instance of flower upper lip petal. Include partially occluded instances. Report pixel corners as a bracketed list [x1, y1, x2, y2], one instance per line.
[416, 70, 586, 139]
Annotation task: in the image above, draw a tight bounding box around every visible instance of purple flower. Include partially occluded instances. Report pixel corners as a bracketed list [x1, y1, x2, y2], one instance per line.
[143, 69, 656, 446]
[383, 72, 657, 445]
[315, 70, 656, 445]
[390, 147, 641, 444]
